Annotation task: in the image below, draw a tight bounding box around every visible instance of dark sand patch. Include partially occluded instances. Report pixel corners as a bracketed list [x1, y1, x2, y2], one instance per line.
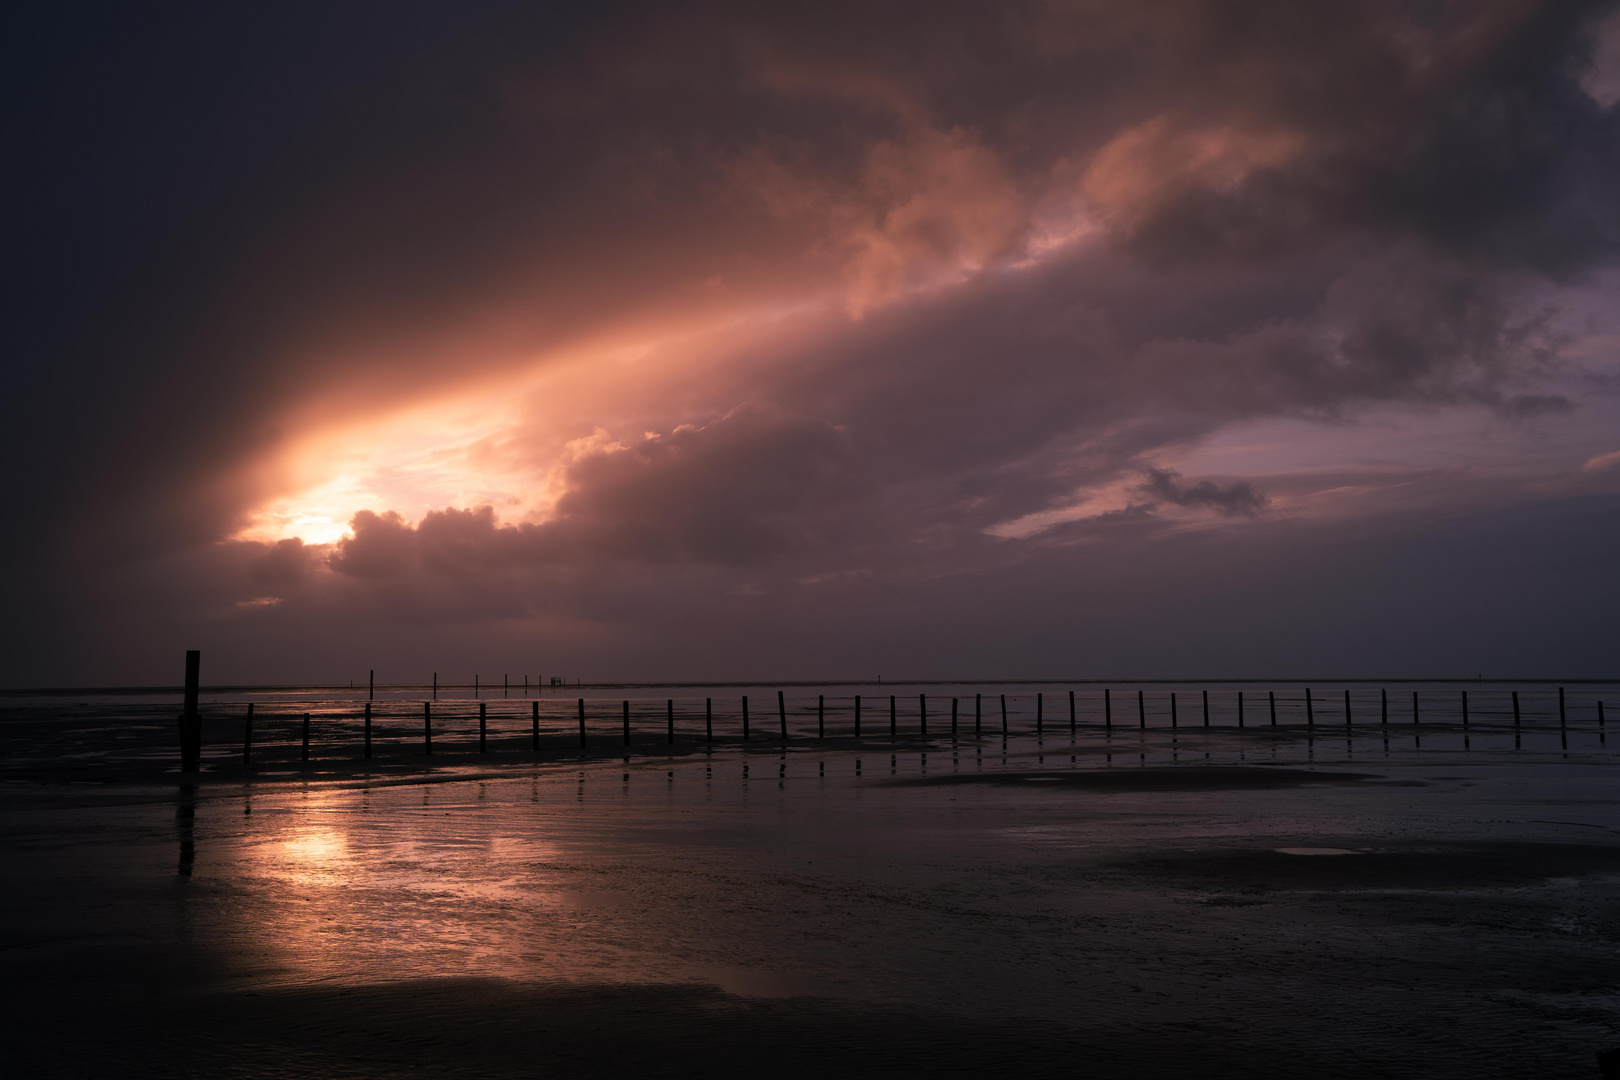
[1118, 841, 1620, 891]
[887, 765, 1392, 792]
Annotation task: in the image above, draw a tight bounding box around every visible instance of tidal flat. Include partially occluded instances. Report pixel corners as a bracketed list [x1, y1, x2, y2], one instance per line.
[4, 685, 1620, 1078]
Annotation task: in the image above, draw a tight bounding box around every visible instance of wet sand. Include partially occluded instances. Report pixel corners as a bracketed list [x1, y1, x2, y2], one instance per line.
[4, 693, 1620, 1077]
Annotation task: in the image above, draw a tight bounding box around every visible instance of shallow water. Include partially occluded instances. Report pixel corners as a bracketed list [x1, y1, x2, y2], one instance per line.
[4, 684, 1620, 1077]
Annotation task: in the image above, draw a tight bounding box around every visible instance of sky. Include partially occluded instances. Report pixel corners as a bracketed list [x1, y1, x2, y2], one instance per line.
[5, 0, 1620, 687]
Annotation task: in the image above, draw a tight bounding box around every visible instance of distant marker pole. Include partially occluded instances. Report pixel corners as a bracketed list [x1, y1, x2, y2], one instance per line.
[1461, 690, 1468, 728]
[179, 649, 201, 773]
[855, 694, 862, 738]
[1237, 691, 1244, 728]
[1137, 690, 1145, 729]
[432, 673, 437, 701]
[1268, 691, 1276, 726]
[667, 699, 675, 744]
[705, 697, 713, 742]
[1305, 688, 1314, 727]
[577, 698, 586, 748]
[919, 693, 927, 738]
[951, 697, 958, 737]
[622, 700, 630, 746]
[368, 669, 374, 702]
[1104, 688, 1112, 731]
[1344, 689, 1352, 727]
[818, 695, 825, 739]
[1381, 688, 1387, 725]
[974, 694, 981, 736]
[1000, 694, 1008, 736]
[1170, 692, 1177, 729]
[1202, 690, 1209, 727]
[778, 690, 787, 740]
[1036, 692, 1043, 737]
[1069, 690, 1076, 734]
[742, 696, 750, 741]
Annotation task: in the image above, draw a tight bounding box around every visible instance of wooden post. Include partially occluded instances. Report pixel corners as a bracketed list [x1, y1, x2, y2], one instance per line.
[920, 693, 927, 738]
[622, 700, 630, 746]
[1305, 688, 1314, 727]
[525, 675, 529, 697]
[855, 694, 862, 738]
[1105, 688, 1111, 730]
[364, 702, 372, 758]
[1559, 686, 1567, 731]
[480, 702, 488, 752]
[242, 702, 254, 765]
[179, 649, 201, 772]
[1344, 689, 1351, 727]
[1170, 692, 1177, 728]
[1512, 690, 1520, 729]
[475, 675, 479, 699]
[889, 695, 896, 737]
[1413, 690, 1419, 725]
[705, 698, 713, 742]
[1069, 690, 1076, 734]
[1000, 694, 1008, 736]
[974, 693, 981, 735]
[532, 701, 540, 752]
[1203, 690, 1209, 727]
[818, 695, 825, 739]
[1381, 688, 1387, 724]
[577, 698, 587, 747]
[1269, 690, 1276, 726]
[1461, 690, 1468, 728]
[504, 674, 508, 698]
[433, 673, 437, 700]
[301, 712, 311, 761]
[1237, 691, 1244, 728]
[1036, 692, 1043, 736]
[778, 690, 787, 740]
[951, 697, 958, 736]
[1138, 690, 1145, 729]
[424, 701, 433, 754]
[666, 699, 675, 744]
[742, 696, 750, 741]
[368, 669, 374, 702]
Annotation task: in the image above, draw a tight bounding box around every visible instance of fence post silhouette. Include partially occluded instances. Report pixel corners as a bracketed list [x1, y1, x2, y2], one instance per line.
[1269, 691, 1276, 726]
[778, 690, 787, 740]
[1138, 690, 1145, 729]
[1105, 688, 1111, 731]
[1037, 692, 1043, 736]
[1413, 691, 1419, 725]
[818, 695, 825, 739]
[1000, 694, 1008, 736]
[1237, 691, 1244, 728]
[974, 694, 981, 736]
[668, 699, 675, 744]
[952, 697, 958, 736]
[742, 696, 750, 741]
[1203, 690, 1210, 727]
[919, 693, 927, 737]
[1345, 689, 1352, 727]
[1069, 690, 1076, 734]
[1381, 688, 1387, 724]
[1306, 688, 1314, 727]
[577, 698, 585, 748]
[706, 698, 713, 742]
[855, 694, 862, 738]
[1171, 692, 1177, 729]
[890, 695, 897, 737]
[622, 700, 630, 746]
[179, 649, 201, 772]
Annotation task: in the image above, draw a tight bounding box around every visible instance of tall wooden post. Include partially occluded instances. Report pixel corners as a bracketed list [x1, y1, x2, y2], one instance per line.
[667, 699, 675, 744]
[1237, 691, 1244, 728]
[919, 693, 927, 738]
[622, 700, 630, 746]
[1036, 692, 1043, 736]
[1000, 694, 1008, 735]
[818, 695, 825, 739]
[368, 669, 374, 701]
[179, 650, 201, 772]
[1170, 692, 1177, 729]
[778, 690, 787, 740]
[578, 698, 586, 747]
[1203, 690, 1209, 727]
[889, 695, 896, 737]
[1069, 690, 1076, 734]
[742, 696, 750, 741]
[855, 694, 862, 737]
[1104, 688, 1111, 730]
[705, 698, 713, 742]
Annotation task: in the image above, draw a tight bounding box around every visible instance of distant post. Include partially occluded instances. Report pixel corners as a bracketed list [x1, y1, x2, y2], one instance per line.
[705, 698, 713, 742]
[1170, 692, 1177, 729]
[1237, 691, 1244, 728]
[1036, 692, 1043, 736]
[1104, 688, 1111, 731]
[1305, 688, 1314, 727]
[1137, 690, 1145, 729]
[919, 693, 927, 738]
[1069, 690, 1076, 734]
[742, 696, 750, 741]
[856, 695, 863, 737]
[622, 700, 630, 746]
[889, 695, 896, 737]
[578, 698, 586, 748]
[1202, 690, 1209, 727]
[368, 669, 374, 701]
[179, 650, 201, 772]
[818, 695, 825, 739]
[778, 690, 787, 740]
[1000, 694, 1008, 736]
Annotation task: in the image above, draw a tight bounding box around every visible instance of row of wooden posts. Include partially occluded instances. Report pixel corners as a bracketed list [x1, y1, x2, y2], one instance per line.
[233, 686, 1606, 764]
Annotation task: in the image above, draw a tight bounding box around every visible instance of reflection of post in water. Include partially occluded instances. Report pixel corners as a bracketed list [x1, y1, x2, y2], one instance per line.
[178, 650, 201, 772]
[176, 784, 197, 878]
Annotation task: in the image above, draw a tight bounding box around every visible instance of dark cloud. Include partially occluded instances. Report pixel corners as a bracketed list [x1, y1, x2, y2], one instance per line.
[1139, 468, 1269, 518]
[5, 0, 1620, 682]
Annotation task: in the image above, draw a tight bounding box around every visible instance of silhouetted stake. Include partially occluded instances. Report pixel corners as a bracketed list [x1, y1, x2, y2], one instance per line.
[525, 675, 529, 697]
[1560, 686, 1567, 729]
[1344, 689, 1351, 727]
[424, 701, 433, 754]
[302, 713, 311, 761]
[890, 695, 897, 737]
[1203, 690, 1209, 727]
[974, 693, 981, 735]
[1461, 690, 1468, 728]
[1237, 691, 1244, 728]
[667, 699, 675, 744]
[504, 674, 508, 698]
[475, 675, 479, 699]
[369, 669, 374, 702]
[1105, 688, 1111, 730]
[622, 700, 630, 746]
[1069, 690, 1076, 734]
[1512, 690, 1520, 748]
[1412, 690, 1419, 725]
[819, 695, 825, 739]
[532, 701, 540, 752]
[433, 673, 437, 700]
[1001, 694, 1009, 736]
[706, 698, 713, 742]
[778, 690, 787, 739]
[1171, 692, 1178, 728]
[480, 702, 488, 752]
[1036, 692, 1043, 736]
[920, 693, 927, 737]
[1306, 688, 1314, 726]
[242, 702, 254, 764]
[951, 697, 958, 736]
[576, 698, 587, 747]
[855, 694, 863, 738]
[1381, 688, 1387, 724]
[1560, 686, 1568, 750]
[364, 702, 372, 758]
[179, 649, 201, 772]
[1138, 690, 1145, 729]
[1269, 690, 1276, 726]
[742, 696, 750, 741]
